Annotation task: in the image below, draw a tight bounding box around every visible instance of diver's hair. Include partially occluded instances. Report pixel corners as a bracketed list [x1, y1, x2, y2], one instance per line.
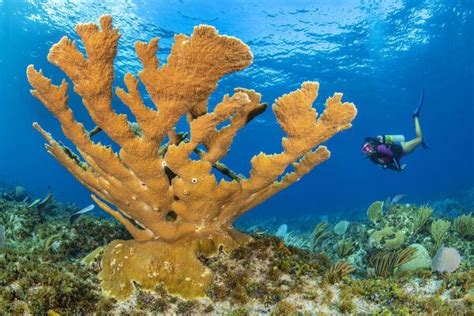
[361, 137, 381, 158]
[362, 137, 380, 149]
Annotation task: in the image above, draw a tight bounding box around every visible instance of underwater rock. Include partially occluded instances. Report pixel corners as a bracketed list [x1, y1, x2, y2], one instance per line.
[14, 186, 28, 201]
[276, 224, 288, 238]
[432, 198, 462, 217]
[431, 247, 461, 273]
[396, 243, 431, 273]
[333, 220, 350, 235]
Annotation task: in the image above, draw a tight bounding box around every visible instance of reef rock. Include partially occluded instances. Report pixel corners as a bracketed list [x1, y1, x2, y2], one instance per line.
[14, 186, 28, 201]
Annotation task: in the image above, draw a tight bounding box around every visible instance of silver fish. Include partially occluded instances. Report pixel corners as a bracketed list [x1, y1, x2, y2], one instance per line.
[391, 194, 406, 204]
[383, 194, 406, 213]
[69, 204, 95, 224]
[383, 196, 392, 213]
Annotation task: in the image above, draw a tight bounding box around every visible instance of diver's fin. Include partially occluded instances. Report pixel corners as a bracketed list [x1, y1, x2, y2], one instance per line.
[413, 88, 424, 118]
[422, 140, 431, 149]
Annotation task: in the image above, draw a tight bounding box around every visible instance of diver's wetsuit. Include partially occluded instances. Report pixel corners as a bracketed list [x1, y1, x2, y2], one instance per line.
[366, 137, 405, 171]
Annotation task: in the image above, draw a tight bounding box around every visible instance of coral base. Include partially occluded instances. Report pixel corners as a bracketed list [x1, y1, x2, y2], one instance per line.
[99, 228, 252, 299]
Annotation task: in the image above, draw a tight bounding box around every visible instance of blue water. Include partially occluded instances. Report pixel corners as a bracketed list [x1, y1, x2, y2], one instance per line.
[0, 0, 472, 220]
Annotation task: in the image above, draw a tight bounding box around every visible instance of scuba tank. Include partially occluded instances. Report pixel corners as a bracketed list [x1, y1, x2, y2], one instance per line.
[382, 135, 405, 145]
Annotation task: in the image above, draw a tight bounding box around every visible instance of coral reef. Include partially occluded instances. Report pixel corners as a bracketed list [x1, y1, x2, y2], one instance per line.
[27, 15, 356, 299]
[0, 189, 473, 314]
[232, 197, 473, 314]
[0, 195, 127, 314]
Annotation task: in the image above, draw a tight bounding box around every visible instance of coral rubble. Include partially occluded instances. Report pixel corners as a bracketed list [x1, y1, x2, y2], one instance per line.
[27, 15, 356, 298]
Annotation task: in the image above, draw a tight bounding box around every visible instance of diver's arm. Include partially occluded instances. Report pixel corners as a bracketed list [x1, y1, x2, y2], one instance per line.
[388, 158, 405, 171]
[384, 162, 399, 171]
[369, 156, 385, 169]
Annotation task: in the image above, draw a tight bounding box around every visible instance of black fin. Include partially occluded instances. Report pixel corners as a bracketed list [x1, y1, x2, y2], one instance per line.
[413, 89, 424, 118]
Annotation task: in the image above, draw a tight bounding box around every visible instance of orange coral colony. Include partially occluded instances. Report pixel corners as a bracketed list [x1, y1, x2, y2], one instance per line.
[27, 15, 357, 299]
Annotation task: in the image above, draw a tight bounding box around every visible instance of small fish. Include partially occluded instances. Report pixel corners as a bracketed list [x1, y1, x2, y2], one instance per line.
[383, 196, 392, 212]
[383, 194, 406, 212]
[27, 198, 41, 209]
[37, 192, 53, 212]
[391, 194, 406, 204]
[69, 204, 95, 224]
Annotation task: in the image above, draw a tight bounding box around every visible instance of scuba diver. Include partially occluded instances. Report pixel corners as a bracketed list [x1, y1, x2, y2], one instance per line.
[362, 90, 429, 171]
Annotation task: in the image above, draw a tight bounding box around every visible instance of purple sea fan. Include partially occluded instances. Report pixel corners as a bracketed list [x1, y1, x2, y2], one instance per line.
[431, 247, 462, 273]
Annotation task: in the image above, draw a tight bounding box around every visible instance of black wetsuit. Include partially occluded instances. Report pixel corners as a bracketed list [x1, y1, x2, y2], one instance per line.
[366, 137, 404, 171]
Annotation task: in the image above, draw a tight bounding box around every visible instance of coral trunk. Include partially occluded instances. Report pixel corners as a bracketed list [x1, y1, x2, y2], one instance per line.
[100, 228, 250, 299]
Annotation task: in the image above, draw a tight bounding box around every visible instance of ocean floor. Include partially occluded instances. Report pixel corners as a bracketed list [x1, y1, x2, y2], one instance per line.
[0, 185, 472, 315]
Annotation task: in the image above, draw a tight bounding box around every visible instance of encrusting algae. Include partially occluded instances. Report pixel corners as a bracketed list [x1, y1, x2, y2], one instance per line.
[26, 15, 357, 299]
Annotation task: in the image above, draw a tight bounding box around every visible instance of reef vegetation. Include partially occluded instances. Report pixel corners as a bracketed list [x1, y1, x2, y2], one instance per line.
[0, 187, 129, 314]
[0, 185, 472, 314]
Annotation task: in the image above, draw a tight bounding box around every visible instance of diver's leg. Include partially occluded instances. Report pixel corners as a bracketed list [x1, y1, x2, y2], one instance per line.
[401, 117, 422, 154]
[414, 116, 422, 138]
[401, 138, 422, 154]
